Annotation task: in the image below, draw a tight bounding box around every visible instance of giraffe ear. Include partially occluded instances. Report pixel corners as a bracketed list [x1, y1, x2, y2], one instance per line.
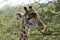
[16, 13, 22, 19]
[24, 6, 28, 12]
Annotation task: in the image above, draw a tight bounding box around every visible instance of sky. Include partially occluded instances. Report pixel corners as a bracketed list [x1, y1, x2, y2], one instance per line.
[0, 0, 52, 8]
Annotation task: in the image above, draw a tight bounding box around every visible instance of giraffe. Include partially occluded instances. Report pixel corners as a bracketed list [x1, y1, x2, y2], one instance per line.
[16, 6, 46, 40]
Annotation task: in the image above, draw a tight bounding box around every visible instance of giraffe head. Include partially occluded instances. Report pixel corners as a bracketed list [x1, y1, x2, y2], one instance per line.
[16, 6, 45, 30]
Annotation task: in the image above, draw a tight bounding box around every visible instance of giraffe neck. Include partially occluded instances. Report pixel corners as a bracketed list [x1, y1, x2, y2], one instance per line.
[20, 25, 29, 40]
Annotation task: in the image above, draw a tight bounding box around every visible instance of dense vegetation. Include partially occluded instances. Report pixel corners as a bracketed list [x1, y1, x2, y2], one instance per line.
[0, 0, 60, 40]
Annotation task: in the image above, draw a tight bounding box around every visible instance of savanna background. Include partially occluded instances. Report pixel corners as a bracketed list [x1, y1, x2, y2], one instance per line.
[0, 0, 60, 40]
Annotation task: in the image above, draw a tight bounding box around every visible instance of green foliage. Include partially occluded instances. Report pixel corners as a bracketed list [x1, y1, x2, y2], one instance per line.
[0, 0, 60, 40]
